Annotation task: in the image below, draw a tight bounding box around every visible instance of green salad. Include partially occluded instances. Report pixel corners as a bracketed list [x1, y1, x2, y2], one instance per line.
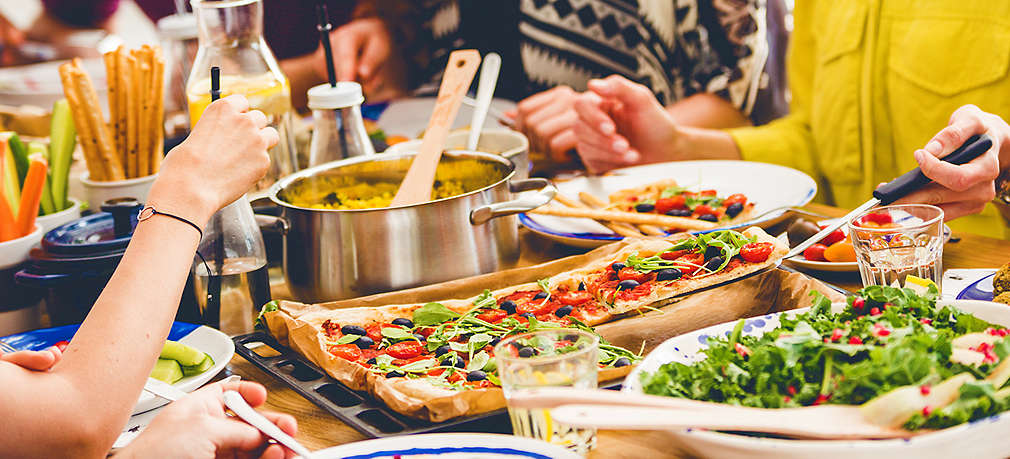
[640, 285, 1010, 430]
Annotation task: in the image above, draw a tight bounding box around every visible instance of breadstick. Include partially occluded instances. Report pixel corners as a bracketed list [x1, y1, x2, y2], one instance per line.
[124, 52, 138, 177]
[578, 192, 666, 235]
[554, 194, 643, 238]
[102, 50, 122, 169]
[135, 47, 152, 177]
[528, 205, 719, 231]
[59, 63, 105, 181]
[72, 59, 124, 180]
[150, 47, 164, 173]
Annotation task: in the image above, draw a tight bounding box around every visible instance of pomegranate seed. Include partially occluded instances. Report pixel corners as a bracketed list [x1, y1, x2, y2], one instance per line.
[787, 385, 797, 395]
[920, 318, 932, 325]
[920, 385, 931, 396]
[783, 396, 791, 403]
[870, 307, 881, 316]
[823, 338, 831, 343]
[813, 394, 830, 405]
[922, 406, 932, 417]
[849, 336, 863, 345]
[877, 328, 891, 337]
[852, 297, 865, 309]
[831, 328, 844, 341]
[734, 342, 751, 357]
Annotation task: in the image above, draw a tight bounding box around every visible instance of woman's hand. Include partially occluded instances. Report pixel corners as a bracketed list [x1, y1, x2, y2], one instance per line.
[895, 105, 1010, 220]
[0, 346, 61, 371]
[572, 75, 680, 174]
[508, 86, 580, 162]
[321, 17, 406, 101]
[147, 95, 276, 227]
[116, 380, 297, 459]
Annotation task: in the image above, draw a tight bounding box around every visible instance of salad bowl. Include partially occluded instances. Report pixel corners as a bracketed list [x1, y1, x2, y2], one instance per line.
[623, 299, 1010, 459]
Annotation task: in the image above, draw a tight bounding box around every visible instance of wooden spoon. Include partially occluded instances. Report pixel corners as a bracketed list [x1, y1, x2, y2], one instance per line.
[507, 387, 918, 440]
[390, 50, 481, 207]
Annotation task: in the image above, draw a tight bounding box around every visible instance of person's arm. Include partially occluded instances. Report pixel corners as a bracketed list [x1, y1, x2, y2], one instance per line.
[666, 93, 751, 129]
[0, 95, 275, 458]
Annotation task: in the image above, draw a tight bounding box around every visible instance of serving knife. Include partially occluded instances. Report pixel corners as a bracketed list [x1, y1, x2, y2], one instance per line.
[786, 134, 995, 259]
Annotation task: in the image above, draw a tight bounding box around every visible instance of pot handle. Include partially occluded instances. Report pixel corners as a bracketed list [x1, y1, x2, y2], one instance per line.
[255, 214, 289, 235]
[470, 178, 557, 225]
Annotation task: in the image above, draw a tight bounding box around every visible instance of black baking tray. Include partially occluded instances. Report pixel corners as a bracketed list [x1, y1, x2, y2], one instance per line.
[233, 331, 622, 438]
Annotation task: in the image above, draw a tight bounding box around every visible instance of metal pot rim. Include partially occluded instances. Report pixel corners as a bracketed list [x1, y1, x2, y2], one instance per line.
[268, 150, 516, 212]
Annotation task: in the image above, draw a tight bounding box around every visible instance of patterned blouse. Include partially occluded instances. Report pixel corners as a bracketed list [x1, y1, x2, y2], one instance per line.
[399, 0, 769, 117]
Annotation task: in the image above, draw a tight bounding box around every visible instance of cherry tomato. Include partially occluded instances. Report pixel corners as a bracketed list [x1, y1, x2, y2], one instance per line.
[803, 243, 829, 261]
[428, 368, 446, 376]
[365, 324, 384, 342]
[476, 309, 507, 323]
[693, 204, 716, 216]
[723, 193, 747, 207]
[517, 298, 553, 316]
[862, 212, 893, 225]
[820, 229, 846, 246]
[699, 189, 718, 196]
[327, 344, 362, 361]
[416, 327, 436, 338]
[675, 252, 706, 275]
[53, 340, 70, 352]
[617, 267, 652, 283]
[386, 341, 425, 359]
[739, 242, 774, 263]
[554, 290, 594, 306]
[654, 197, 678, 214]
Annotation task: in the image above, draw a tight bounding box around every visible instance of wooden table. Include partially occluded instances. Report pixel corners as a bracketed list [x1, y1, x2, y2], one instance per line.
[225, 203, 1010, 457]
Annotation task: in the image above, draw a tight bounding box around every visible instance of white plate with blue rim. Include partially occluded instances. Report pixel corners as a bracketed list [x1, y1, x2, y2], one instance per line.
[312, 433, 581, 458]
[622, 299, 1010, 459]
[520, 160, 817, 248]
[0, 321, 233, 414]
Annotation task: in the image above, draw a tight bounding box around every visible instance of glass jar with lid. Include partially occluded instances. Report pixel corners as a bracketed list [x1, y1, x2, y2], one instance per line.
[307, 82, 375, 166]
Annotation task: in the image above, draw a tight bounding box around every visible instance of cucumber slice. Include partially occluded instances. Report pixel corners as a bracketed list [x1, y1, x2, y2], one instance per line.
[160, 340, 206, 366]
[182, 354, 215, 377]
[150, 358, 183, 384]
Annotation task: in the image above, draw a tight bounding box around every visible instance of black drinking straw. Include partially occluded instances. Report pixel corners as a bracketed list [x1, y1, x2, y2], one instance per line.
[315, 2, 337, 87]
[205, 66, 223, 329]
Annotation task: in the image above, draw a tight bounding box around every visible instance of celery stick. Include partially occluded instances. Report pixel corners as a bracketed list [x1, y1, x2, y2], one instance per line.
[8, 133, 29, 187]
[49, 99, 75, 211]
[29, 142, 55, 215]
[1, 143, 18, 214]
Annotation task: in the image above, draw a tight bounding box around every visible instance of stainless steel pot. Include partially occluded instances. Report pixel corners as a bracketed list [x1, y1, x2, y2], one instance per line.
[267, 150, 556, 303]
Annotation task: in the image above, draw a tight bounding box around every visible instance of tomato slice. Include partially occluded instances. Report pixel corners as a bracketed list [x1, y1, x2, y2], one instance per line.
[476, 309, 507, 323]
[617, 267, 652, 283]
[386, 341, 425, 359]
[723, 193, 747, 206]
[365, 324, 384, 342]
[517, 298, 554, 316]
[554, 290, 594, 306]
[327, 344, 362, 361]
[739, 242, 774, 263]
[660, 249, 689, 261]
[693, 204, 716, 216]
[654, 197, 679, 214]
[699, 189, 718, 196]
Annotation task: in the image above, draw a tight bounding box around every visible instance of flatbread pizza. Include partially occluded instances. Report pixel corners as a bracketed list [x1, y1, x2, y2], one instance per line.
[608, 179, 756, 230]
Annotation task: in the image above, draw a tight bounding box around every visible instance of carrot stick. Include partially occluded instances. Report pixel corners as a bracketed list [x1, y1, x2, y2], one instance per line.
[15, 157, 47, 237]
[0, 187, 15, 242]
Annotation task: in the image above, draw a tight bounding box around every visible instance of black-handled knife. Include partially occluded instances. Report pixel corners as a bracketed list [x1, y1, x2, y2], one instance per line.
[787, 134, 994, 259]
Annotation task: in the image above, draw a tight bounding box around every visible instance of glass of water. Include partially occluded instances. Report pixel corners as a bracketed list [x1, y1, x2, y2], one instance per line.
[494, 330, 599, 455]
[848, 204, 945, 288]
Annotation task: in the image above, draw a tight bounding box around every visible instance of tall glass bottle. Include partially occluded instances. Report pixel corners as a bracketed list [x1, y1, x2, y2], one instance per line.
[187, 0, 298, 197]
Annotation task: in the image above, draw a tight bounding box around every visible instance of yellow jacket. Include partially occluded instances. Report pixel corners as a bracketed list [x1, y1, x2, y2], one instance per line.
[729, 0, 1010, 238]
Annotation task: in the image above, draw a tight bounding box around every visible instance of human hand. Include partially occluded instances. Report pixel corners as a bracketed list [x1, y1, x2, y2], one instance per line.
[147, 95, 276, 226]
[573, 75, 678, 174]
[321, 17, 406, 101]
[894, 105, 1010, 220]
[116, 380, 298, 459]
[0, 13, 24, 66]
[0, 346, 62, 371]
[507, 86, 580, 162]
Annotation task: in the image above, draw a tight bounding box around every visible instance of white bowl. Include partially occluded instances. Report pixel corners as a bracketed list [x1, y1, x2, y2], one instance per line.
[623, 299, 1010, 459]
[0, 224, 43, 270]
[36, 197, 83, 233]
[80, 172, 157, 208]
[384, 128, 530, 179]
[0, 224, 44, 336]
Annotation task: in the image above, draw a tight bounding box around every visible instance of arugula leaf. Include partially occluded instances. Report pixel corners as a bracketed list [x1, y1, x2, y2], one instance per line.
[413, 302, 461, 326]
[660, 185, 688, 198]
[332, 334, 361, 345]
[467, 351, 490, 371]
[255, 300, 280, 328]
[381, 327, 417, 342]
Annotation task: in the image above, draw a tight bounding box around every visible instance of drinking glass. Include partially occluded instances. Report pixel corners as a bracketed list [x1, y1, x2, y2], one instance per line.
[848, 204, 944, 288]
[494, 330, 599, 455]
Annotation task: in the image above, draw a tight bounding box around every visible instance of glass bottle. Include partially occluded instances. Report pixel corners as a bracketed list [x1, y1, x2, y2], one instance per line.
[307, 82, 375, 166]
[186, 0, 298, 197]
[156, 13, 199, 145]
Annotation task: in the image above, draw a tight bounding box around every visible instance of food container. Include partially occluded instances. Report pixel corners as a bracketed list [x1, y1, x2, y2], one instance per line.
[268, 150, 555, 302]
[80, 172, 157, 209]
[385, 129, 530, 180]
[14, 199, 200, 326]
[0, 224, 44, 336]
[35, 197, 83, 233]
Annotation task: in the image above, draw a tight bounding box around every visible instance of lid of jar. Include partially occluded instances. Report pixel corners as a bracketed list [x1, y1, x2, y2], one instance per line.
[41, 198, 143, 257]
[157, 13, 198, 40]
[307, 82, 364, 110]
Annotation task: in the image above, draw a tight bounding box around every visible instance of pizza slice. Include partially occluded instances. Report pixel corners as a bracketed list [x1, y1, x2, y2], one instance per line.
[608, 179, 756, 230]
[575, 227, 788, 314]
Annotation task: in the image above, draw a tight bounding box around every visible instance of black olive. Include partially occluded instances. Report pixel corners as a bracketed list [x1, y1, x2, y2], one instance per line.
[435, 344, 452, 356]
[533, 291, 548, 300]
[519, 312, 535, 319]
[489, 337, 501, 347]
[704, 256, 725, 271]
[563, 334, 580, 343]
[386, 370, 405, 378]
[500, 300, 517, 314]
[555, 305, 574, 317]
[725, 202, 744, 218]
[578, 281, 586, 291]
[366, 357, 377, 365]
[448, 355, 466, 368]
[617, 279, 640, 291]
[353, 336, 374, 349]
[467, 370, 488, 381]
[611, 262, 626, 272]
[704, 245, 722, 260]
[413, 333, 427, 342]
[634, 203, 655, 213]
[518, 346, 536, 358]
[459, 333, 473, 342]
[341, 325, 366, 336]
[613, 357, 631, 367]
[510, 341, 524, 350]
[698, 214, 718, 222]
[392, 318, 414, 328]
[656, 268, 682, 281]
[666, 209, 692, 217]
